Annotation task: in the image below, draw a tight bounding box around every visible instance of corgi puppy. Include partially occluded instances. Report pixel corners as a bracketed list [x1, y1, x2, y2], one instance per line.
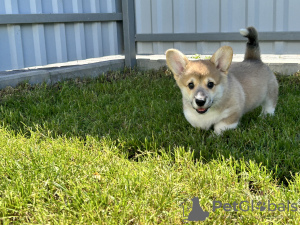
[166, 27, 278, 135]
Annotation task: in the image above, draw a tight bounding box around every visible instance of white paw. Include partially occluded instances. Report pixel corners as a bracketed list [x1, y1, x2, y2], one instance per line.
[214, 122, 238, 135]
[261, 107, 275, 116]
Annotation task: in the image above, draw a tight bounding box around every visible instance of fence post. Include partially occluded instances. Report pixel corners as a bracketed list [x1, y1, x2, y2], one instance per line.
[122, 0, 136, 68]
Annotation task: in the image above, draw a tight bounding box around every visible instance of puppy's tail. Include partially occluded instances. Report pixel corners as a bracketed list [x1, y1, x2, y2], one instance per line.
[240, 27, 261, 61]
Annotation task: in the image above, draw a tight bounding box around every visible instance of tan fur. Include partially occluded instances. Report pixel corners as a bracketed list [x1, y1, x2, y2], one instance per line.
[166, 36, 278, 135]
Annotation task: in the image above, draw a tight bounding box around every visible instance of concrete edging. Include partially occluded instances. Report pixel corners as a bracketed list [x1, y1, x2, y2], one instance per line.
[0, 55, 299, 89]
[0, 58, 125, 89]
[136, 55, 300, 75]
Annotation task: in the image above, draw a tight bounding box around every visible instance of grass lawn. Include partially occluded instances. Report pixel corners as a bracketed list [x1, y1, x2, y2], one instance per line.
[0, 68, 299, 224]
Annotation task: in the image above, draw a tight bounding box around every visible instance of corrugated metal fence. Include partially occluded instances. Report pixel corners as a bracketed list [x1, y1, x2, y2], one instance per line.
[0, 0, 123, 71]
[135, 0, 300, 55]
[1, 0, 300, 71]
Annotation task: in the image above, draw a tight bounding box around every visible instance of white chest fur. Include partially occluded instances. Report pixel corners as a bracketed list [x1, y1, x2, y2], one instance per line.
[183, 107, 230, 130]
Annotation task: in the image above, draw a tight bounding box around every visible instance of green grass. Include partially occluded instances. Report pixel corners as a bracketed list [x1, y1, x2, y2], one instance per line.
[0, 68, 299, 224]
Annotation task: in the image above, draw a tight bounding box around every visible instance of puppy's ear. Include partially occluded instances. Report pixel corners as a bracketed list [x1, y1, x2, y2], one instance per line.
[166, 49, 189, 77]
[210, 46, 233, 74]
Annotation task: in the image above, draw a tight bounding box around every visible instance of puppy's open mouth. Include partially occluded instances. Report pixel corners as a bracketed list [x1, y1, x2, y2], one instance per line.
[196, 107, 209, 114]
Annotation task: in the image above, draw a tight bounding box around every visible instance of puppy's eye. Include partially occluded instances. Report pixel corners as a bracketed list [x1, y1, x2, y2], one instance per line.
[188, 82, 194, 89]
[207, 82, 214, 89]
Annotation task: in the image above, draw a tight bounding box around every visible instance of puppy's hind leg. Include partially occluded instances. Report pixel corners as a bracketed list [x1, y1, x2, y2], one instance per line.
[261, 99, 276, 115]
[261, 79, 278, 116]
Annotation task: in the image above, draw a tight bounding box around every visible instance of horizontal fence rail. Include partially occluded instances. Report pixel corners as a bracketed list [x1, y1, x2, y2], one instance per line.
[0, 13, 123, 25]
[136, 32, 300, 42]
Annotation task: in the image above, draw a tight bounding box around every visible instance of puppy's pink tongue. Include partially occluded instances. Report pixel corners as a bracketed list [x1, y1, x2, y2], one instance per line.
[197, 108, 206, 112]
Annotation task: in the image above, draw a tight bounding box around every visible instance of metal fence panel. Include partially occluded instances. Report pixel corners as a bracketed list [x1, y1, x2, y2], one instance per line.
[2, 0, 300, 71]
[151, 0, 174, 55]
[135, 0, 300, 55]
[0, 0, 122, 71]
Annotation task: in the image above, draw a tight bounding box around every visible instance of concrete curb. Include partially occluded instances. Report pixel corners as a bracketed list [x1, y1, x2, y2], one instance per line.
[266, 63, 300, 75]
[0, 70, 51, 89]
[0, 57, 125, 89]
[49, 59, 124, 84]
[137, 58, 300, 75]
[136, 55, 300, 75]
[0, 54, 299, 89]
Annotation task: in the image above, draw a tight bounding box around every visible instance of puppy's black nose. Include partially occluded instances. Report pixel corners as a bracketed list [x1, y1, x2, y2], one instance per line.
[195, 99, 206, 106]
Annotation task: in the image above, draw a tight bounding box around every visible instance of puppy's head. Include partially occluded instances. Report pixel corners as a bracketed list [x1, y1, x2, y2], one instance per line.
[166, 46, 233, 114]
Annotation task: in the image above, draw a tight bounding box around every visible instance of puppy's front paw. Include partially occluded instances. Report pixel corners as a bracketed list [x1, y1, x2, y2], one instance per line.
[214, 121, 239, 135]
